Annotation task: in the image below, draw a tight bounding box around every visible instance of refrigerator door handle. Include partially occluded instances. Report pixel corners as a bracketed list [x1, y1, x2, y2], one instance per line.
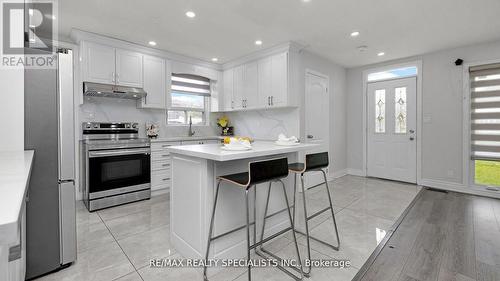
[58, 179, 75, 184]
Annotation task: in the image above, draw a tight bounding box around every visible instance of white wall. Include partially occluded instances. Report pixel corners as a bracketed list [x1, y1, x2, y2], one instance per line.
[226, 50, 348, 177]
[346, 39, 500, 186]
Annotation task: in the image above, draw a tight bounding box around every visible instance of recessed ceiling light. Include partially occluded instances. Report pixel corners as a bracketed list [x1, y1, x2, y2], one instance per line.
[350, 31, 360, 37]
[377, 52, 385, 56]
[148, 41, 157, 46]
[185, 11, 196, 18]
[211, 58, 218, 62]
[255, 40, 263, 46]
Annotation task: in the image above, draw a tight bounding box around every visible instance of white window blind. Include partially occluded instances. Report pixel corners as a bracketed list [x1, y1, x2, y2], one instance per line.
[470, 63, 500, 161]
[171, 73, 211, 97]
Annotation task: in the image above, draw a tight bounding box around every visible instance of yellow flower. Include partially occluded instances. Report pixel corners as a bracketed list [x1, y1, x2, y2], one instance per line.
[217, 116, 229, 128]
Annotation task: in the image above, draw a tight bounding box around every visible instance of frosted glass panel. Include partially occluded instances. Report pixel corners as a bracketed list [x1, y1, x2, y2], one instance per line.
[375, 90, 386, 133]
[395, 87, 407, 133]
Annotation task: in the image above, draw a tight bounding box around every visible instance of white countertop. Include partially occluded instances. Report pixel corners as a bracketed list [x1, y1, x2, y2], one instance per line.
[168, 141, 318, 161]
[150, 136, 222, 142]
[0, 150, 34, 244]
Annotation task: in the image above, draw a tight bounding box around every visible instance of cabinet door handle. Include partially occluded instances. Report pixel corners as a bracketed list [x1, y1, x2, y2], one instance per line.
[268, 96, 270, 106]
[162, 154, 169, 157]
[116, 73, 120, 83]
[162, 178, 171, 181]
[111, 72, 115, 83]
[271, 96, 274, 106]
[162, 145, 171, 148]
[162, 163, 170, 167]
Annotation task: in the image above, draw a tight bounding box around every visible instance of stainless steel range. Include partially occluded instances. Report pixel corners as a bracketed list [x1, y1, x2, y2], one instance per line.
[81, 122, 151, 211]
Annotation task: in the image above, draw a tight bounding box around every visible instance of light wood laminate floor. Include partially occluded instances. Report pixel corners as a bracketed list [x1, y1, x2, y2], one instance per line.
[355, 188, 500, 281]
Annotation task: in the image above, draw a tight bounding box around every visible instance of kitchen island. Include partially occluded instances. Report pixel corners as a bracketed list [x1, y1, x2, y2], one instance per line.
[168, 141, 318, 265]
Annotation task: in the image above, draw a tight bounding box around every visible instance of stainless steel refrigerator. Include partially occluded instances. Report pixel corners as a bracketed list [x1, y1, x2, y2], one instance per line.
[24, 49, 77, 279]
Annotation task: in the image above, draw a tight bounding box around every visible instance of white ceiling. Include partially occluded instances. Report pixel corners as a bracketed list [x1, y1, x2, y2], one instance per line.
[59, 0, 500, 67]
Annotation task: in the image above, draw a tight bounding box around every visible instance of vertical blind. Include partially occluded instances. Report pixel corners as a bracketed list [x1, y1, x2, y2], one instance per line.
[470, 63, 500, 161]
[171, 73, 211, 96]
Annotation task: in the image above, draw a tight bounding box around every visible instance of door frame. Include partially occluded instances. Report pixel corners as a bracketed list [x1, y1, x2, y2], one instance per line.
[303, 68, 330, 175]
[361, 60, 423, 184]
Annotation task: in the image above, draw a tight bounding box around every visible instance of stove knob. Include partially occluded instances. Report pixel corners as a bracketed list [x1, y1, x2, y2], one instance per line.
[132, 123, 137, 128]
[125, 124, 130, 128]
[85, 123, 91, 129]
[93, 124, 99, 128]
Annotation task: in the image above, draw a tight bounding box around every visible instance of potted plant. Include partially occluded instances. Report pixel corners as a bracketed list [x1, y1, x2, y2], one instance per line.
[217, 115, 233, 136]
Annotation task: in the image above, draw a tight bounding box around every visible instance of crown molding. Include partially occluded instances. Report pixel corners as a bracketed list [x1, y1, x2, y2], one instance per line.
[69, 29, 222, 70]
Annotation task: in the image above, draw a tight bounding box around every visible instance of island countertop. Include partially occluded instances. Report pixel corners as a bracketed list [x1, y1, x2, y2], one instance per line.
[0, 150, 34, 244]
[167, 141, 318, 161]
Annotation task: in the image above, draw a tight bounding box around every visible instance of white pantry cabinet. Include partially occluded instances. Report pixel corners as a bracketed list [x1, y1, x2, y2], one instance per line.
[138, 55, 168, 109]
[222, 51, 290, 111]
[82, 41, 143, 88]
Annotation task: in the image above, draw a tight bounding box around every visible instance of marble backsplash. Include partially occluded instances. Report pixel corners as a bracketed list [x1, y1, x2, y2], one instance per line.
[224, 107, 300, 141]
[78, 97, 299, 141]
[78, 97, 219, 139]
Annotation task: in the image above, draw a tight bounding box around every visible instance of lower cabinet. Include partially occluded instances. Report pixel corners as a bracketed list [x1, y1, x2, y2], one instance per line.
[6, 200, 26, 281]
[150, 139, 221, 192]
[150, 142, 180, 192]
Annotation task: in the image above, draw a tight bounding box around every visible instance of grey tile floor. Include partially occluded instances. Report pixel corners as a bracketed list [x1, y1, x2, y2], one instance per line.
[35, 175, 421, 281]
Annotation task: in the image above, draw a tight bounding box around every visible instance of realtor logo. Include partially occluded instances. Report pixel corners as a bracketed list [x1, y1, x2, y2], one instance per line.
[1, 0, 57, 68]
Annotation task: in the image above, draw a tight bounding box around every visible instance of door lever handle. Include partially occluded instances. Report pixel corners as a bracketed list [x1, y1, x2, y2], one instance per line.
[409, 129, 415, 133]
[409, 137, 415, 141]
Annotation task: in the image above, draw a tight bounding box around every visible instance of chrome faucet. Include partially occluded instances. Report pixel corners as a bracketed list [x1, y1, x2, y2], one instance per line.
[188, 116, 195, 137]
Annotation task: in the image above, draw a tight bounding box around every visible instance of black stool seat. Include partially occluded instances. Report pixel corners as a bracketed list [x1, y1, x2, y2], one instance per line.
[288, 163, 305, 173]
[217, 172, 249, 187]
[288, 152, 329, 173]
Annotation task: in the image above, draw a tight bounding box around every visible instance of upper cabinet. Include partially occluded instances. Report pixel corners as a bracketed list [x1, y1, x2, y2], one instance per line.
[115, 49, 143, 88]
[221, 51, 293, 112]
[82, 42, 143, 88]
[84, 42, 116, 85]
[138, 55, 168, 109]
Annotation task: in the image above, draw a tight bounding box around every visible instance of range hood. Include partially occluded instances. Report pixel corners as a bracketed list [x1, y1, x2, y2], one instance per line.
[83, 82, 147, 100]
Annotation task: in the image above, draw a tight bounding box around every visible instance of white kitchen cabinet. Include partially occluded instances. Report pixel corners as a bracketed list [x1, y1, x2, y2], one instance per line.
[222, 69, 234, 111]
[243, 61, 259, 109]
[258, 56, 273, 108]
[221, 51, 291, 111]
[82, 41, 144, 88]
[232, 65, 244, 110]
[115, 49, 143, 87]
[150, 141, 180, 192]
[83, 42, 116, 85]
[139, 55, 167, 109]
[270, 52, 288, 106]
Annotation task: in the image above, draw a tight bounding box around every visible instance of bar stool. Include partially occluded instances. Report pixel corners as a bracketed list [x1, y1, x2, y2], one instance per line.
[260, 152, 340, 276]
[203, 157, 303, 281]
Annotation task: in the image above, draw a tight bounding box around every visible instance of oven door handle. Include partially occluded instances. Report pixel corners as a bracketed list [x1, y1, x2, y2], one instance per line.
[89, 148, 151, 158]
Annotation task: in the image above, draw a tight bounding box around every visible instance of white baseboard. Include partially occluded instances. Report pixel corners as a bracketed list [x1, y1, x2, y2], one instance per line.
[328, 169, 348, 181]
[346, 168, 365, 177]
[420, 178, 500, 199]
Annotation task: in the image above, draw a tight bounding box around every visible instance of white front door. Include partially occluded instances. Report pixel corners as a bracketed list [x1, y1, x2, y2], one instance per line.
[367, 77, 417, 183]
[304, 71, 329, 188]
